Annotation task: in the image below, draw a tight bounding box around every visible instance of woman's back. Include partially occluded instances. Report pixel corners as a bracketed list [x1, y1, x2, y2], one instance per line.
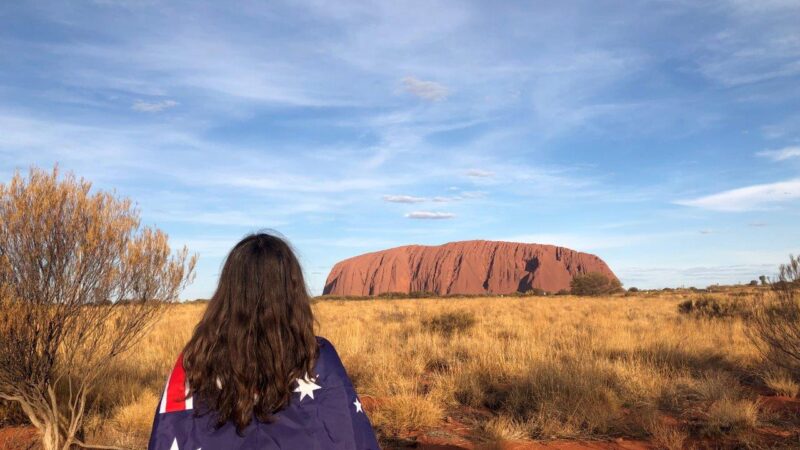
[148, 337, 379, 449]
[147, 232, 379, 449]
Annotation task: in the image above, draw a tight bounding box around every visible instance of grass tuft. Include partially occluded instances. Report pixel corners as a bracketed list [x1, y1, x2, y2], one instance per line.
[703, 398, 760, 436]
[369, 394, 442, 436]
[763, 369, 799, 397]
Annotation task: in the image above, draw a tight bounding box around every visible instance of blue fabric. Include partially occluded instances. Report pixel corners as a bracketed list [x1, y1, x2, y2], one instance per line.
[147, 337, 380, 450]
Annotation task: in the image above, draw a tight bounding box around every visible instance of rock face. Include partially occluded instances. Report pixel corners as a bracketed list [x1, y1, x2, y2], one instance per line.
[323, 240, 618, 296]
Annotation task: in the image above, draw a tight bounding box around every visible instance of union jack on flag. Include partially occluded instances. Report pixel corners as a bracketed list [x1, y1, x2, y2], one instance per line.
[147, 337, 380, 450]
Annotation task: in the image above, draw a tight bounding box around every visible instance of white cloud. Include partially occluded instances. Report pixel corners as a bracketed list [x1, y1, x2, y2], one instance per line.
[675, 179, 800, 212]
[405, 211, 455, 219]
[132, 99, 178, 112]
[432, 196, 460, 202]
[459, 191, 486, 199]
[757, 146, 800, 161]
[401, 76, 449, 101]
[466, 169, 494, 178]
[383, 194, 426, 203]
[216, 173, 405, 194]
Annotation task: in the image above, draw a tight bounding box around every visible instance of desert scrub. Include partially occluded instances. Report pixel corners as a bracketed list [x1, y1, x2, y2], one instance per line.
[677, 295, 750, 319]
[74, 294, 783, 448]
[748, 255, 800, 378]
[421, 310, 476, 336]
[454, 356, 625, 438]
[569, 272, 623, 296]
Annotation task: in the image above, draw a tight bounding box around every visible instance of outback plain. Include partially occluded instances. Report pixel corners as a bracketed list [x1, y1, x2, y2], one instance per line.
[4, 287, 799, 450]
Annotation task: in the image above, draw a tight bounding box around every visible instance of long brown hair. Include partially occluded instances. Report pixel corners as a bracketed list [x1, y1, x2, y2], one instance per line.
[182, 232, 318, 432]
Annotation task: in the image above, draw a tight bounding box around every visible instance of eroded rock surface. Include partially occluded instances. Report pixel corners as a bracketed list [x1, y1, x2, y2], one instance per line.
[323, 240, 617, 296]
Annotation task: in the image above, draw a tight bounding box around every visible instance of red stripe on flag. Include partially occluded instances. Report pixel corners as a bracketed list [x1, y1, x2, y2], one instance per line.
[164, 353, 187, 412]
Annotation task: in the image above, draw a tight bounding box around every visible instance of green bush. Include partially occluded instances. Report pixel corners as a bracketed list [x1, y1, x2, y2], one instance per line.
[569, 273, 623, 296]
[408, 290, 438, 298]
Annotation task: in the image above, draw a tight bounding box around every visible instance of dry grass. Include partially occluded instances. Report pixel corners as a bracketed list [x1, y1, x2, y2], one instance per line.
[72, 292, 780, 448]
[763, 369, 800, 397]
[368, 395, 443, 436]
[703, 398, 760, 436]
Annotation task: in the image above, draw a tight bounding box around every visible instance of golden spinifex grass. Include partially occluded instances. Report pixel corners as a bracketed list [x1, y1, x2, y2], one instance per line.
[85, 292, 782, 448]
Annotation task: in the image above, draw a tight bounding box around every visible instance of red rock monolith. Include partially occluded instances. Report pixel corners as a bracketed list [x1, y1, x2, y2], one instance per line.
[323, 240, 618, 296]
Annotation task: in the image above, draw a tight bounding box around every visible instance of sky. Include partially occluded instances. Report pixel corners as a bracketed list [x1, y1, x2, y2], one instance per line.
[1, 0, 799, 298]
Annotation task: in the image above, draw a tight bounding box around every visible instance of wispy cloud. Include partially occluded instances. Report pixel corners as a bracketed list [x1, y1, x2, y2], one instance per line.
[757, 146, 800, 161]
[506, 232, 681, 252]
[3, 1, 799, 298]
[405, 211, 455, 219]
[401, 76, 449, 101]
[675, 179, 800, 211]
[432, 195, 461, 202]
[382, 194, 426, 203]
[466, 169, 494, 178]
[617, 263, 778, 286]
[132, 99, 178, 112]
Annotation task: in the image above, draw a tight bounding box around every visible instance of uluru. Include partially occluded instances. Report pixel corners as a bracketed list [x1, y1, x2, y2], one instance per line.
[323, 240, 618, 296]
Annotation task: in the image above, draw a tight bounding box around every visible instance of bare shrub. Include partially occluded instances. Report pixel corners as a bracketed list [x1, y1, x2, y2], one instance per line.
[0, 167, 196, 450]
[748, 255, 800, 378]
[421, 310, 476, 337]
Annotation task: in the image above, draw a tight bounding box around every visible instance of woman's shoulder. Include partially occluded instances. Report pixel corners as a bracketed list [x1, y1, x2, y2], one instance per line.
[313, 336, 349, 386]
[315, 336, 341, 363]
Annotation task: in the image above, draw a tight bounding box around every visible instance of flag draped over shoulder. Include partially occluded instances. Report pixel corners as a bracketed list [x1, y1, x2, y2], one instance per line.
[147, 337, 380, 450]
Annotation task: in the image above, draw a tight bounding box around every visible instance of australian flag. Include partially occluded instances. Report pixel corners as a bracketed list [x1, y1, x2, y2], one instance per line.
[148, 337, 381, 450]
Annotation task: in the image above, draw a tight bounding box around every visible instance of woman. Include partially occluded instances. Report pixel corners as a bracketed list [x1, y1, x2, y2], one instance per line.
[148, 232, 380, 450]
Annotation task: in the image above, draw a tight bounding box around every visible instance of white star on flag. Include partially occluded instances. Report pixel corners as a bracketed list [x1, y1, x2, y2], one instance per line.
[354, 398, 363, 413]
[294, 375, 321, 401]
[169, 438, 201, 450]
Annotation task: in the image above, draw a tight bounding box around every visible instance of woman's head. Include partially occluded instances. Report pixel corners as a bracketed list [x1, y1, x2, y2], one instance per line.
[182, 232, 317, 432]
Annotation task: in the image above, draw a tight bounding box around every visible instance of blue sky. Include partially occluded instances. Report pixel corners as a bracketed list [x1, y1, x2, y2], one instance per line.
[1, 0, 799, 297]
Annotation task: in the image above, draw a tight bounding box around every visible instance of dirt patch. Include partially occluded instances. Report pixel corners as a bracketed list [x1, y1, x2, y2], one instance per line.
[758, 395, 800, 417]
[489, 440, 652, 450]
[0, 426, 37, 450]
